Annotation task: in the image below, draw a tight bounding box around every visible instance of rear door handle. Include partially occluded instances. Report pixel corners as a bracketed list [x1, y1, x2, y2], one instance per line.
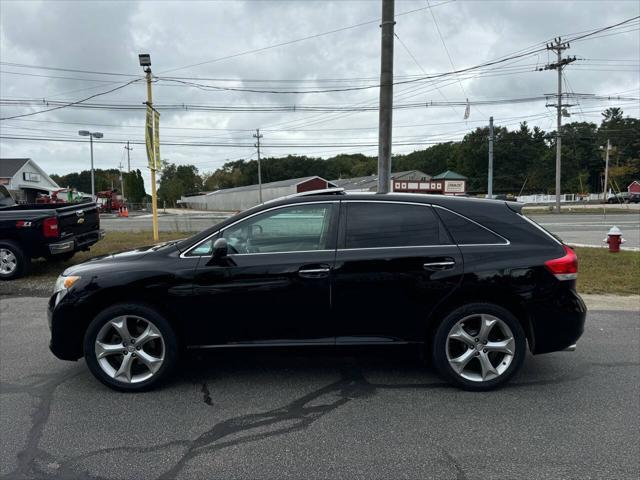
[423, 260, 456, 271]
[298, 265, 331, 278]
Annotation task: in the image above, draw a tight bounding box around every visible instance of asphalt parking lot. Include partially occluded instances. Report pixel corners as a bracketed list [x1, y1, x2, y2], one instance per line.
[1, 296, 638, 479]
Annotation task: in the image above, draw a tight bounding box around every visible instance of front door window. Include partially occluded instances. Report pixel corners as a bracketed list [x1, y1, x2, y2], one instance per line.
[222, 203, 333, 254]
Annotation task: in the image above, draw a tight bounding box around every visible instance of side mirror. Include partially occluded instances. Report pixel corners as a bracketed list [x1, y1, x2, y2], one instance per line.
[212, 237, 228, 261]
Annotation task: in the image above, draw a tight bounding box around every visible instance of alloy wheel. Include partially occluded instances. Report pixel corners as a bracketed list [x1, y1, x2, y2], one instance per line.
[446, 313, 515, 382]
[95, 315, 165, 384]
[0, 248, 17, 276]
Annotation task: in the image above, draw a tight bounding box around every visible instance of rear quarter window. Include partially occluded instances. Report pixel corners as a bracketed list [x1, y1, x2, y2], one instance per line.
[435, 207, 507, 245]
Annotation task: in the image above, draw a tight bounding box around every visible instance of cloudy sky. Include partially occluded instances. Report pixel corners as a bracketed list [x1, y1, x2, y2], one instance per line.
[1, 0, 638, 187]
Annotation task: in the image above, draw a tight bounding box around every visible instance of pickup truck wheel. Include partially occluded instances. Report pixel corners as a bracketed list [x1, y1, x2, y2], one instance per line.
[431, 303, 526, 391]
[0, 240, 28, 280]
[83, 303, 178, 392]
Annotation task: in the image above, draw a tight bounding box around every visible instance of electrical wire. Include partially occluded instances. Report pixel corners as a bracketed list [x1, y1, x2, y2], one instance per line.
[158, 0, 456, 74]
[0, 78, 142, 120]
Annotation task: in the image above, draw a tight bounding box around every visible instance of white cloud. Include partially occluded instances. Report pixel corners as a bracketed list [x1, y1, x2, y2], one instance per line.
[1, 0, 638, 189]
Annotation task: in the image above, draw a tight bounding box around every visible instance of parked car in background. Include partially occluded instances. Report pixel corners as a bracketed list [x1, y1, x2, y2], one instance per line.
[628, 192, 640, 203]
[607, 191, 630, 203]
[48, 189, 586, 392]
[0, 185, 104, 280]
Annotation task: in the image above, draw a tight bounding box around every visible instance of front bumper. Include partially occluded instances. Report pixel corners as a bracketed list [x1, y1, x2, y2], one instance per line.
[529, 289, 587, 354]
[48, 294, 84, 361]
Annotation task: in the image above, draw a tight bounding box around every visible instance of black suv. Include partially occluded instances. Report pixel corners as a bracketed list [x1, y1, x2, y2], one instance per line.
[48, 190, 586, 391]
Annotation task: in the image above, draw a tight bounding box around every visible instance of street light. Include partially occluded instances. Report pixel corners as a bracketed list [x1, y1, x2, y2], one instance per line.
[78, 130, 104, 199]
[139, 52, 159, 241]
[138, 54, 151, 68]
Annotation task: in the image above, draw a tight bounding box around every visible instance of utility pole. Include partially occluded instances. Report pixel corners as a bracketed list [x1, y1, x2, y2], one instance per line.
[544, 38, 576, 212]
[139, 53, 159, 241]
[124, 141, 133, 172]
[377, 0, 395, 194]
[253, 129, 263, 203]
[147, 69, 159, 240]
[488, 116, 494, 199]
[603, 139, 611, 200]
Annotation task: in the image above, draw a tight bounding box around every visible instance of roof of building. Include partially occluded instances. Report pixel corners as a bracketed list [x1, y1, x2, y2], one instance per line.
[391, 170, 431, 180]
[432, 170, 467, 180]
[331, 171, 433, 191]
[0, 158, 30, 178]
[331, 174, 378, 191]
[208, 176, 336, 195]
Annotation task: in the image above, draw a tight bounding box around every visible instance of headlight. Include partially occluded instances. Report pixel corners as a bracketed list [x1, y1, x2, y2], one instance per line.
[53, 275, 81, 305]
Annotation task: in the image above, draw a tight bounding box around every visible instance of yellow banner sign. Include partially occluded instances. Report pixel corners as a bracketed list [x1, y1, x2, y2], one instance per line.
[145, 105, 154, 169]
[153, 110, 161, 170]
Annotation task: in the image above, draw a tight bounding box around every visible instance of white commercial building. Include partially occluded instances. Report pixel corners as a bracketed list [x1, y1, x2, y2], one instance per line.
[0, 158, 60, 203]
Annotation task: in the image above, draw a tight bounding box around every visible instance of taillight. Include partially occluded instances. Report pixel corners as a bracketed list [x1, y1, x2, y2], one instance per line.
[545, 245, 578, 281]
[43, 217, 59, 238]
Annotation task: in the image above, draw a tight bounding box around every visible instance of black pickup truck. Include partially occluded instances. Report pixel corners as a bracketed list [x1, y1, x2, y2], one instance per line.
[0, 185, 104, 280]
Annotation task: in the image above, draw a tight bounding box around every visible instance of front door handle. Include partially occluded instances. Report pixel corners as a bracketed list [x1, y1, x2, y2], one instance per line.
[298, 265, 331, 278]
[423, 260, 456, 271]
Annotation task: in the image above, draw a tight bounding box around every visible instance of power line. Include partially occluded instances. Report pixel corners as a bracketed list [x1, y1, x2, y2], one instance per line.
[0, 79, 142, 120]
[158, 0, 456, 74]
[3, 94, 634, 112]
[393, 31, 459, 116]
[425, 0, 468, 101]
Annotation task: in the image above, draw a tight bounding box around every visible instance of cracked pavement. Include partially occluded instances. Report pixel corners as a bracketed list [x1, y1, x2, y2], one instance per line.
[1, 296, 639, 479]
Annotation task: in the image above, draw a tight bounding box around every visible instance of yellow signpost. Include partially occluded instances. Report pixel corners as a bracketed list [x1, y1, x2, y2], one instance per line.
[144, 69, 160, 242]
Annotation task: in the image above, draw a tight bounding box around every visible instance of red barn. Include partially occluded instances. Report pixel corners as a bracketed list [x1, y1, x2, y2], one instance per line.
[628, 180, 640, 194]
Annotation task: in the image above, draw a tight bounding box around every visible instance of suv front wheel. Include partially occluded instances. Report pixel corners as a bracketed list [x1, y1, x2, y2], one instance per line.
[432, 303, 526, 391]
[83, 303, 178, 392]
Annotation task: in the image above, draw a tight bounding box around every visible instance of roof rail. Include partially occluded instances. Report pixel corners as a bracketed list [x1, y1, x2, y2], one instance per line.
[263, 187, 345, 205]
[292, 187, 345, 197]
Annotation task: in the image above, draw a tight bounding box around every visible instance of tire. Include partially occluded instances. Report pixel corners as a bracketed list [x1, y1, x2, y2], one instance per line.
[431, 303, 526, 391]
[83, 303, 178, 392]
[0, 240, 29, 280]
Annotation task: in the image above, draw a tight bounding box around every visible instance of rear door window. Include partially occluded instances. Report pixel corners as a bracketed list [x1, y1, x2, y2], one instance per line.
[435, 208, 507, 245]
[344, 202, 445, 249]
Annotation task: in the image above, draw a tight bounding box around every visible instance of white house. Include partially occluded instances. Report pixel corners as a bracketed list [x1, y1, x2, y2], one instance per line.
[0, 158, 60, 203]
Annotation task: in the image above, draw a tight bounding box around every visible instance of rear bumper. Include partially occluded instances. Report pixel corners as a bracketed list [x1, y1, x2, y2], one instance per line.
[49, 229, 104, 255]
[529, 289, 587, 354]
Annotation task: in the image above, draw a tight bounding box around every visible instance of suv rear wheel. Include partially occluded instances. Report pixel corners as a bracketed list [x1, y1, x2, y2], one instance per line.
[83, 303, 178, 391]
[432, 303, 526, 391]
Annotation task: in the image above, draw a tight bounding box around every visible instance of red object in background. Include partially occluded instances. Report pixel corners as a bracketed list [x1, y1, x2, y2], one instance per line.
[604, 226, 624, 253]
[96, 189, 124, 213]
[296, 177, 332, 193]
[35, 188, 70, 204]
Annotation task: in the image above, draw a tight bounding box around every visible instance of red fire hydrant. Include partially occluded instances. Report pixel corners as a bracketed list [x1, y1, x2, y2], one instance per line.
[604, 226, 624, 253]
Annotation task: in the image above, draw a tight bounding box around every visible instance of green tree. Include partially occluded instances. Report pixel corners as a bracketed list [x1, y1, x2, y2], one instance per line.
[123, 169, 147, 203]
[158, 163, 203, 207]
